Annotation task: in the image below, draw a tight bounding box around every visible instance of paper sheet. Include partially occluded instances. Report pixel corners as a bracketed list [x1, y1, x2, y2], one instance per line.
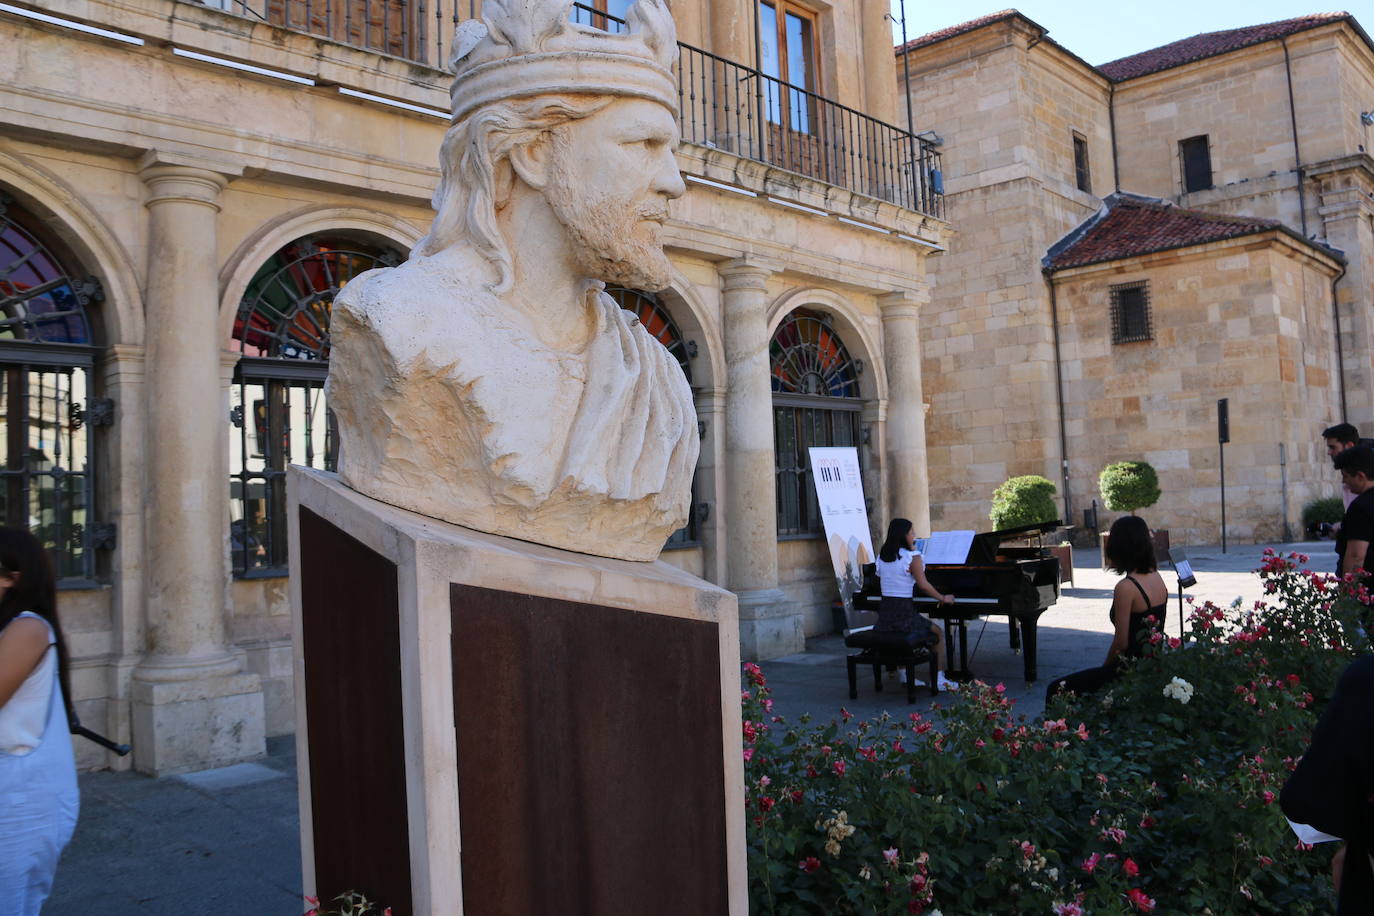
[1286, 817, 1341, 845]
[920, 530, 975, 565]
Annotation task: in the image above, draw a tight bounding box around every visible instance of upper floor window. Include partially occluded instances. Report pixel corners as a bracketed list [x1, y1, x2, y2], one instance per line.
[1110, 281, 1152, 344]
[1180, 136, 1212, 193]
[258, 0, 418, 60]
[229, 233, 404, 576]
[0, 191, 108, 584]
[770, 309, 862, 537]
[759, 0, 819, 134]
[1073, 132, 1091, 194]
[571, 0, 632, 31]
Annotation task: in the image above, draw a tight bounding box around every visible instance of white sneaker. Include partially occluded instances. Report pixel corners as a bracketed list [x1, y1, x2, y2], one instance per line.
[937, 674, 960, 692]
[897, 669, 927, 687]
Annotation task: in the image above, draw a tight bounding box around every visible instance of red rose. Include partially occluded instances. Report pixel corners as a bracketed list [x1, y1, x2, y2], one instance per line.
[1123, 857, 1139, 877]
[799, 856, 821, 873]
[1127, 888, 1155, 911]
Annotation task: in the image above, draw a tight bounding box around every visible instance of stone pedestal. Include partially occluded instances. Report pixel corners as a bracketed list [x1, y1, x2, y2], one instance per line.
[289, 468, 747, 916]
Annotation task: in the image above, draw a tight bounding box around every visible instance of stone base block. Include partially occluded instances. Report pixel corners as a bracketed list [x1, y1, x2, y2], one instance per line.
[130, 672, 265, 775]
[737, 588, 804, 660]
[288, 467, 747, 916]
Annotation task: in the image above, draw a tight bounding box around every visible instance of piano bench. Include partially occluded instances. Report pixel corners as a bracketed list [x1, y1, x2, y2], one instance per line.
[843, 627, 939, 703]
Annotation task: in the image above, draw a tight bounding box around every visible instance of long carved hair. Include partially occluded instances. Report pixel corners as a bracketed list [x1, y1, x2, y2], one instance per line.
[414, 95, 614, 292]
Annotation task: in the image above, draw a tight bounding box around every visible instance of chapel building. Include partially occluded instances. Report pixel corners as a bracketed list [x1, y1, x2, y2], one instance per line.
[902, 10, 1369, 544]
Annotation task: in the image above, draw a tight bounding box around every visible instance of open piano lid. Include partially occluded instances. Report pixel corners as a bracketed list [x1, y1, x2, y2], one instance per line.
[964, 519, 1063, 565]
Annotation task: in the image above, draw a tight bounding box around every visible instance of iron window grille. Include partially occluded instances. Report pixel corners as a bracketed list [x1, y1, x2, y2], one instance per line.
[605, 286, 700, 548]
[0, 194, 107, 585]
[770, 310, 863, 537]
[229, 234, 403, 576]
[1110, 281, 1153, 345]
[1180, 135, 1213, 193]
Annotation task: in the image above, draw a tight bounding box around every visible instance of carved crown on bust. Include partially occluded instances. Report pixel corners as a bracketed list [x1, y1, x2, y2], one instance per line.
[448, 0, 679, 124]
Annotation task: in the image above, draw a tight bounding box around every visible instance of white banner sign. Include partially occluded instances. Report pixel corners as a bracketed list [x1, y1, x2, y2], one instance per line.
[808, 447, 874, 615]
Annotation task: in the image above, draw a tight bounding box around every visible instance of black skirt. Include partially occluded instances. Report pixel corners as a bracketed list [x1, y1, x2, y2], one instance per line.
[875, 595, 936, 645]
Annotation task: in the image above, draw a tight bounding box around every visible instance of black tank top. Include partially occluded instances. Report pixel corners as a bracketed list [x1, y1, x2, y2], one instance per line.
[1111, 575, 1168, 659]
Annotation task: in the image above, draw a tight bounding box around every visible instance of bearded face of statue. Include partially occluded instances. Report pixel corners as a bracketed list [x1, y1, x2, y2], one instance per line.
[543, 98, 686, 291]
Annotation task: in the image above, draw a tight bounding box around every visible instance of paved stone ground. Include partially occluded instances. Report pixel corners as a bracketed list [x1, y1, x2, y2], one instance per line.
[44, 540, 1336, 915]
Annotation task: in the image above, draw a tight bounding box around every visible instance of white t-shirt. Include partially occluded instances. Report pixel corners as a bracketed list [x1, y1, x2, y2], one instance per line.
[0, 612, 57, 756]
[876, 546, 921, 598]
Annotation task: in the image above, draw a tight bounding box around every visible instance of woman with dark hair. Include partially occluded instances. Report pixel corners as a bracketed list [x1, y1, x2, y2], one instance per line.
[1046, 515, 1167, 703]
[875, 518, 960, 692]
[0, 527, 80, 914]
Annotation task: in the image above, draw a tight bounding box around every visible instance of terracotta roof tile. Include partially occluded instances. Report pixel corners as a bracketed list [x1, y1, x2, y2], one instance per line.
[895, 10, 1021, 55]
[1044, 195, 1284, 271]
[1097, 13, 1351, 81]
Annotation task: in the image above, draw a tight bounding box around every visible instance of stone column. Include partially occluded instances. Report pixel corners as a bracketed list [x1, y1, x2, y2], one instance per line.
[719, 259, 800, 659]
[131, 151, 264, 775]
[880, 290, 931, 535]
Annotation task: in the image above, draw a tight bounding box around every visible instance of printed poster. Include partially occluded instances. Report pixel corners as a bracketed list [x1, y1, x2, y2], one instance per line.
[808, 447, 874, 620]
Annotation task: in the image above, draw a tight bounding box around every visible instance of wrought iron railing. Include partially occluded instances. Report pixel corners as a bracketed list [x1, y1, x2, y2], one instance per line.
[197, 0, 467, 68]
[573, 3, 944, 218]
[197, 0, 945, 217]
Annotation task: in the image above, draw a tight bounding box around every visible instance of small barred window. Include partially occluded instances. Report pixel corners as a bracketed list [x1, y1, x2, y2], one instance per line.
[1110, 281, 1152, 344]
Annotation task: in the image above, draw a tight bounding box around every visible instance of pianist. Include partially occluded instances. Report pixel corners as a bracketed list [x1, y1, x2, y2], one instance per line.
[1046, 515, 1167, 703]
[875, 519, 961, 693]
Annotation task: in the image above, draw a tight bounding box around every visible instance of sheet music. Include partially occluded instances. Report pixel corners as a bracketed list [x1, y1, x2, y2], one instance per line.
[1286, 817, 1340, 845]
[921, 530, 975, 565]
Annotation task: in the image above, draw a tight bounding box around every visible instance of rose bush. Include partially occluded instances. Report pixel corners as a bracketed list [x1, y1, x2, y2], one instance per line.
[743, 551, 1369, 914]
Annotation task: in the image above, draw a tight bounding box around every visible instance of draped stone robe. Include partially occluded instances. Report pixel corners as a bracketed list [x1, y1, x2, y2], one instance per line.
[325, 255, 699, 562]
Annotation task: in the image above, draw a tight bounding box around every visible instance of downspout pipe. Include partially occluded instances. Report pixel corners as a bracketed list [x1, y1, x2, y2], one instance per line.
[1281, 38, 1309, 236]
[1044, 269, 1073, 525]
[1333, 263, 1349, 421]
[1109, 81, 1120, 193]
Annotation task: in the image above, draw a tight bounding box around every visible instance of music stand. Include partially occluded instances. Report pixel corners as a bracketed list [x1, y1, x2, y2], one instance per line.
[1168, 548, 1197, 639]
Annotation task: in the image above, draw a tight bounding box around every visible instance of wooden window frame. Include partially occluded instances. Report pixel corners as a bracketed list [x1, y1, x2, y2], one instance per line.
[760, 0, 822, 94]
[1073, 131, 1091, 194]
[1179, 135, 1213, 193]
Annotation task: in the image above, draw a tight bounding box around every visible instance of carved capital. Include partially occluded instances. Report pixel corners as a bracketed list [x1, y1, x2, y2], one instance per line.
[718, 257, 774, 292]
[878, 288, 926, 321]
[139, 150, 240, 211]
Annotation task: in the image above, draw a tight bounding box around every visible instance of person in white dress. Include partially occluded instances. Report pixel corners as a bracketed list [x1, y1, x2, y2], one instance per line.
[0, 527, 79, 915]
[874, 518, 960, 692]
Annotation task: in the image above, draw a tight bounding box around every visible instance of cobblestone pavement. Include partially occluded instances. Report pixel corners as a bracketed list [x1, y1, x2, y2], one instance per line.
[45, 540, 1334, 914]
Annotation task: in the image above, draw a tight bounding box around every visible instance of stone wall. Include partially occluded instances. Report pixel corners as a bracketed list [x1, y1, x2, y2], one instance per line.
[1052, 235, 1343, 544]
[901, 22, 1106, 531]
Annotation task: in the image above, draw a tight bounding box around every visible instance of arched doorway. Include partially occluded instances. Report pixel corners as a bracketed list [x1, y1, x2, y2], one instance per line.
[769, 308, 863, 536]
[0, 190, 107, 582]
[228, 232, 404, 575]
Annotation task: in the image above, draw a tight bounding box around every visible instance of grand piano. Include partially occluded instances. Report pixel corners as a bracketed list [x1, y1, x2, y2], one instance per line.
[856, 520, 1062, 684]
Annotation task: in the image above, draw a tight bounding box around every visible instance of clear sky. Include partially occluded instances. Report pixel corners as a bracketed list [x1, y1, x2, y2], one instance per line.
[888, 1, 1374, 66]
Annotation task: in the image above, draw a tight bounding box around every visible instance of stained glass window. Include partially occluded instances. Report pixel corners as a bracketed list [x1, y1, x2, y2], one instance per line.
[606, 286, 699, 547]
[770, 309, 863, 536]
[229, 233, 403, 575]
[0, 192, 104, 582]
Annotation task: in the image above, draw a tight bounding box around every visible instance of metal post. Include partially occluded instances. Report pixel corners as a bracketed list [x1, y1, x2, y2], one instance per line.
[1279, 442, 1291, 542]
[1220, 440, 1227, 553]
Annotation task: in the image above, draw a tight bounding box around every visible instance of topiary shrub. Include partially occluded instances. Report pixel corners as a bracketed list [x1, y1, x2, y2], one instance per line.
[1099, 460, 1161, 515]
[989, 475, 1058, 529]
[1301, 496, 1343, 528]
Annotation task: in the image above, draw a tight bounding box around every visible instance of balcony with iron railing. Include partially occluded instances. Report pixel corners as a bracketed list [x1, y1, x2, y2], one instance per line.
[196, 0, 943, 218]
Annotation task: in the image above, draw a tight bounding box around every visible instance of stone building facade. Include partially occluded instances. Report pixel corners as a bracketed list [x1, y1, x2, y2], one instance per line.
[901, 11, 1370, 543]
[1, 0, 946, 772]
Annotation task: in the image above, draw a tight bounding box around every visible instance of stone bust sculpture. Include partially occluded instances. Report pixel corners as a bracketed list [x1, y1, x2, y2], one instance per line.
[326, 0, 699, 562]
